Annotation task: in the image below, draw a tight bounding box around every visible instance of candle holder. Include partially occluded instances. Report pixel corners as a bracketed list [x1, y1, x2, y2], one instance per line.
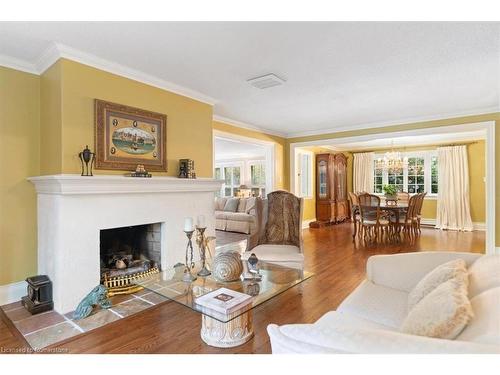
[182, 230, 197, 282]
[196, 226, 211, 277]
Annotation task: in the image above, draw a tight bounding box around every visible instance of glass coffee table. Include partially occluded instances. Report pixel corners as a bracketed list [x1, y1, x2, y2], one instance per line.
[136, 260, 313, 348]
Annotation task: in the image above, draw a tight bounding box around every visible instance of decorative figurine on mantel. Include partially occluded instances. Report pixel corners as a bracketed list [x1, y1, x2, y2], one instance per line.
[128, 164, 152, 178]
[78, 145, 95, 176]
[178, 159, 196, 179]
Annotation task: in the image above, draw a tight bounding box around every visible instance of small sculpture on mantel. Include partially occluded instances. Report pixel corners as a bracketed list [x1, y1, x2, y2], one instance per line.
[78, 145, 95, 176]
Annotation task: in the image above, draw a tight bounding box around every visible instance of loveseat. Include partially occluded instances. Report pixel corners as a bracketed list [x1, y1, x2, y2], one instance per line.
[215, 197, 260, 234]
[267, 252, 500, 353]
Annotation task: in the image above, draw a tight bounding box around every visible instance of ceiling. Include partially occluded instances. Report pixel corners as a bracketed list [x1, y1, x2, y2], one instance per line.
[214, 137, 266, 161]
[1, 22, 499, 137]
[311, 129, 486, 152]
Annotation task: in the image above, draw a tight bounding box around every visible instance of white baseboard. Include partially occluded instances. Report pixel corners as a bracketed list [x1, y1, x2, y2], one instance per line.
[420, 219, 486, 231]
[0, 281, 26, 306]
[302, 219, 316, 229]
[495, 247, 500, 255]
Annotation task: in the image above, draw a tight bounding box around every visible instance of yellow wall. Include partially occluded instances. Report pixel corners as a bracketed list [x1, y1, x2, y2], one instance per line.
[54, 59, 214, 177]
[213, 120, 286, 190]
[40, 62, 63, 174]
[287, 113, 500, 244]
[0, 67, 40, 285]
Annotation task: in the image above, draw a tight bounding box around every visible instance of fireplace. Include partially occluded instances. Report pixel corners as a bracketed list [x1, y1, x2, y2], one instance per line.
[100, 223, 162, 280]
[29, 174, 222, 313]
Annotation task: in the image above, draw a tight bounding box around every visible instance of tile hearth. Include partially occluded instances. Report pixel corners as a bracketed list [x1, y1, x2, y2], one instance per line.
[1, 290, 169, 350]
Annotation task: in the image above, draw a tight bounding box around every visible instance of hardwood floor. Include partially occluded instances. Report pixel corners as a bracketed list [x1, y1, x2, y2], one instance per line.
[0, 224, 485, 354]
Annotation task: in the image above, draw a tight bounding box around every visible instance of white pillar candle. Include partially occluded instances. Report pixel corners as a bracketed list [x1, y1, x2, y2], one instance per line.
[197, 215, 206, 228]
[184, 217, 194, 232]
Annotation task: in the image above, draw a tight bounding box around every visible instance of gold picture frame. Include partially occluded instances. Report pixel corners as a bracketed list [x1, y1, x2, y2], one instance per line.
[94, 99, 167, 172]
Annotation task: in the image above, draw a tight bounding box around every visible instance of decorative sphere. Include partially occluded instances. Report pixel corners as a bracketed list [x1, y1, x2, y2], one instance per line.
[212, 251, 243, 282]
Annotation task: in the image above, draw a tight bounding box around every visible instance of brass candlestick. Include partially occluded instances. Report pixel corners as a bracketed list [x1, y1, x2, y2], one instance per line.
[182, 230, 197, 282]
[196, 227, 211, 277]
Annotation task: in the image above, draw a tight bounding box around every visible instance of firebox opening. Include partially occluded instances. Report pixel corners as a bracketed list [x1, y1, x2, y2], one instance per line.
[99, 223, 161, 280]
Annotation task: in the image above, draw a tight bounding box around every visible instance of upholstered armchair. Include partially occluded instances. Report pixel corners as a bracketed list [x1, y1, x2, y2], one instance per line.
[242, 190, 304, 269]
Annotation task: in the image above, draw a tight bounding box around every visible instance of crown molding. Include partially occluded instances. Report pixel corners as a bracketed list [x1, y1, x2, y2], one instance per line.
[0, 54, 38, 75]
[3, 43, 218, 106]
[213, 114, 286, 138]
[285, 106, 500, 138]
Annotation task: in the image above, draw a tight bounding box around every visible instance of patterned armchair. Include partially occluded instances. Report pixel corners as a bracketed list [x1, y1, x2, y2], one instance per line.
[243, 191, 304, 269]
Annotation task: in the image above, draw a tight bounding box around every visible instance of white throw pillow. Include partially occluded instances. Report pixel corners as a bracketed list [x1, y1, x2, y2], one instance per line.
[401, 274, 473, 339]
[456, 287, 500, 346]
[408, 259, 467, 310]
[468, 255, 500, 298]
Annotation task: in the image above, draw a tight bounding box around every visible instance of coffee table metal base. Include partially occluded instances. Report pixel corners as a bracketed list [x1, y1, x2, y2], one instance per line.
[200, 311, 254, 348]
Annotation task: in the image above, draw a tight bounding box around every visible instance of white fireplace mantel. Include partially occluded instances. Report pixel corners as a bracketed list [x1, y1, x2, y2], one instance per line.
[28, 174, 223, 195]
[28, 174, 223, 313]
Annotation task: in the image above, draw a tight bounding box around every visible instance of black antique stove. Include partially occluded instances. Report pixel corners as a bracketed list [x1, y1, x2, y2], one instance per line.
[21, 275, 53, 314]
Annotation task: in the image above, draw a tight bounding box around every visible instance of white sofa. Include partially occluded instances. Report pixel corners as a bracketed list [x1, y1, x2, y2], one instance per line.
[215, 197, 259, 234]
[267, 252, 500, 353]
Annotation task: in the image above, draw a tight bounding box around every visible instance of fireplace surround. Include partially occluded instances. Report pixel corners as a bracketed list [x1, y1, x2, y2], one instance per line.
[29, 174, 222, 313]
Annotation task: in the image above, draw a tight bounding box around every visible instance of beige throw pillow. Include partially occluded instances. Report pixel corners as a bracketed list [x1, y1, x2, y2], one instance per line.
[401, 274, 473, 339]
[408, 259, 467, 311]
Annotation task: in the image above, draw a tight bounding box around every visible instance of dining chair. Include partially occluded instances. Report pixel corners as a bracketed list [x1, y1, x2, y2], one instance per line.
[390, 194, 419, 243]
[348, 192, 361, 241]
[357, 193, 390, 245]
[415, 192, 427, 234]
[397, 191, 410, 204]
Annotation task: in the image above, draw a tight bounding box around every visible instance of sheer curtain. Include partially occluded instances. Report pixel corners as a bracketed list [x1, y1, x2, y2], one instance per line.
[435, 145, 473, 231]
[353, 152, 374, 193]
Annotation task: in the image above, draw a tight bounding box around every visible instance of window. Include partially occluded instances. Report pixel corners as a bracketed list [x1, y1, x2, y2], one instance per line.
[407, 157, 425, 193]
[218, 164, 241, 197]
[296, 151, 312, 198]
[373, 151, 438, 196]
[214, 160, 266, 197]
[249, 162, 266, 198]
[373, 162, 383, 193]
[431, 156, 438, 194]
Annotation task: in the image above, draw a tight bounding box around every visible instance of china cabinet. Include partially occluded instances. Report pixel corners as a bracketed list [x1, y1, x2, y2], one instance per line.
[310, 153, 349, 227]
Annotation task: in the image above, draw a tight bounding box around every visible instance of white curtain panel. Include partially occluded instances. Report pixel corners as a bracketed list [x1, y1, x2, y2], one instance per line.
[353, 152, 374, 193]
[435, 145, 473, 231]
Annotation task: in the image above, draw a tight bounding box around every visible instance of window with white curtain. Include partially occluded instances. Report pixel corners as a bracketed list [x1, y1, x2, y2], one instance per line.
[372, 150, 438, 195]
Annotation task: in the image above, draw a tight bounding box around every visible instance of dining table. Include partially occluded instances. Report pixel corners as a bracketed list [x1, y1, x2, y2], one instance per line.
[381, 203, 408, 242]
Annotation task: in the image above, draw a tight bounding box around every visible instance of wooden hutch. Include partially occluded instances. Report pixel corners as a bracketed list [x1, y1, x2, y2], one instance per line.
[309, 153, 349, 228]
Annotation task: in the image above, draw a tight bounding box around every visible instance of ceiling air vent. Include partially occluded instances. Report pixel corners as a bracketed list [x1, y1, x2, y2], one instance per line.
[247, 73, 286, 89]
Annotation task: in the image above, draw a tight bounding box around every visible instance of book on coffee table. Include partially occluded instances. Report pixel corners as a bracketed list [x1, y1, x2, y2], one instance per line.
[195, 287, 252, 315]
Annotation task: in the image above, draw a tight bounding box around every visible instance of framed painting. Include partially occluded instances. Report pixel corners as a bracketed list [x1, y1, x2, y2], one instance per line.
[94, 99, 167, 172]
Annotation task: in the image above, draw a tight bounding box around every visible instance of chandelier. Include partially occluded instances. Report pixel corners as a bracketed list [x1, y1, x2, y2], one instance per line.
[375, 143, 408, 174]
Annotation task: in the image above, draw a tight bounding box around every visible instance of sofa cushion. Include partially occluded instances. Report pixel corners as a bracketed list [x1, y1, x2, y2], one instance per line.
[468, 254, 500, 298]
[337, 280, 409, 328]
[223, 197, 240, 212]
[456, 287, 500, 345]
[215, 197, 227, 211]
[225, 212, 254, 222]
[408, 258, 467, 310]
[215, 211, 228, 220]
[315, 311, 397, 332]
[400, 274, 473, 339]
